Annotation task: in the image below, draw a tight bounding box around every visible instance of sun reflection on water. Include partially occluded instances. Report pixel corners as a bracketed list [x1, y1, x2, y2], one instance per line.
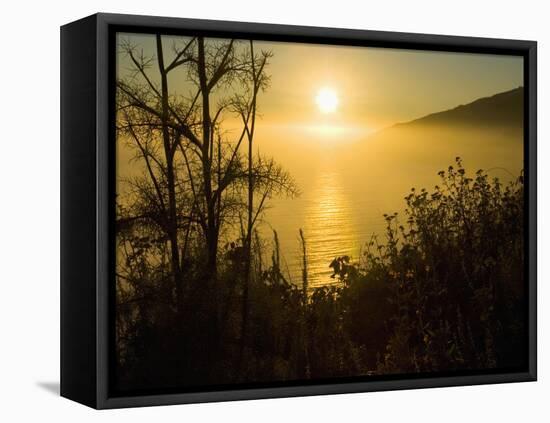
[292, 170, 360, 287]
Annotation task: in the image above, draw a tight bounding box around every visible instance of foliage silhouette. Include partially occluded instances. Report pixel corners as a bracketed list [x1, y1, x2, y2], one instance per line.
[115, 156, 525, 390]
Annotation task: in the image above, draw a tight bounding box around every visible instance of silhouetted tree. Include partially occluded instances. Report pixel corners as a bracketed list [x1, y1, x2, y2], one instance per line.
[116, 36, 296, 309]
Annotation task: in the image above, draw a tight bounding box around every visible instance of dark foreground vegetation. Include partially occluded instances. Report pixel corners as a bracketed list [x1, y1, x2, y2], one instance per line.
[115, 159, 526, 391]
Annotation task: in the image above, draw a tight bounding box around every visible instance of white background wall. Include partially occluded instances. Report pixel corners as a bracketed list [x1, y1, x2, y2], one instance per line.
[0, 0, 547, 421]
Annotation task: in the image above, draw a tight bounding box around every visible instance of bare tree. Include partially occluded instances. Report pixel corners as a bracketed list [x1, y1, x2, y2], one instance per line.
[116, 35, 298, 317]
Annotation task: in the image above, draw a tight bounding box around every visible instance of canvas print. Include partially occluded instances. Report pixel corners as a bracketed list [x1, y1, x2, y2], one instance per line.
[114, 32, 526, 393]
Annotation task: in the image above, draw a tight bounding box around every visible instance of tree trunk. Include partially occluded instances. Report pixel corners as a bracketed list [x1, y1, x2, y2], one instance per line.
[240, 41, 258, 368]
[156, 34, 183, 310]
[197, 37, 218, 277]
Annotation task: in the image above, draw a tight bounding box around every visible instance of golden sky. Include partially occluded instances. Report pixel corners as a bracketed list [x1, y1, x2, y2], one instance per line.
[118, 33, 523, 140]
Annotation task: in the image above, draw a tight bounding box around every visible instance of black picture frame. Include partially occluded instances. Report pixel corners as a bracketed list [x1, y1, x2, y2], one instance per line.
[61, 12, 537, 409]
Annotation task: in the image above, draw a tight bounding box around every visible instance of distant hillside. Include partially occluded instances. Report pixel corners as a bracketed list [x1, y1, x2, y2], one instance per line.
[394, 87, 524, 129]
[342, 88, 524, 201]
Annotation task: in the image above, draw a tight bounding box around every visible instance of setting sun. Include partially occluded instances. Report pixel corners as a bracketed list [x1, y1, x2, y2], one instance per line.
[315, 87, 339, 113]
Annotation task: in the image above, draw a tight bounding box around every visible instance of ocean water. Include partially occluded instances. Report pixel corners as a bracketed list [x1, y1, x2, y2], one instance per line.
[255, 124, 524, 288]
[116, 120, 523, 288]
[259, 168, 385, 287]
